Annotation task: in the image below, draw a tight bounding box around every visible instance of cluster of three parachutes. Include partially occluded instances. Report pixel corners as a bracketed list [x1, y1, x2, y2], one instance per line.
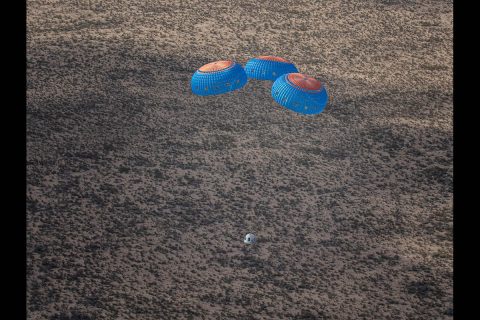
[190, 56, 328, 115]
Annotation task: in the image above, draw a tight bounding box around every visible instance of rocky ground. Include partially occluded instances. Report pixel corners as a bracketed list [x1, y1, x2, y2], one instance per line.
[27, 0, 453, 319]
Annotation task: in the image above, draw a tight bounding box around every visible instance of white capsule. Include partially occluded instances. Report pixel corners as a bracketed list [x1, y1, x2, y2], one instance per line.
[244, 233, 256, 244]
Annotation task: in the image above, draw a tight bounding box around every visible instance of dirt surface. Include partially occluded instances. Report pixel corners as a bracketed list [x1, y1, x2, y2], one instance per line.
[27, 0, 453, 319]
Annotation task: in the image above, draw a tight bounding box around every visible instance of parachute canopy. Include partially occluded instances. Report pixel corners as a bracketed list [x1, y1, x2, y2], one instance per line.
[271, 73, 328, 114]
[245, 56, 298, 81]
[191, 60, 247, 96]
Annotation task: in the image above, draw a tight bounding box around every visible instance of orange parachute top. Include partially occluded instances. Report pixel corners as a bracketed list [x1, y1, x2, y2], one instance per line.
[287, 73, 322, 91]
[257, 56, 290, 63]
[198, 60, 234, 72]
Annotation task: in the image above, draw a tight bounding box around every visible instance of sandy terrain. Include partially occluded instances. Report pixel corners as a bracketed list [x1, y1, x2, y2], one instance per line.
[27, 0, 453, 319]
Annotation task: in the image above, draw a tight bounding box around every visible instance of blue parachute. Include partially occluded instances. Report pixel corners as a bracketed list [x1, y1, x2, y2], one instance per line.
[271, 73, 328, 114]
[245, 56, 298, 81]
[191, 60, 247, 96]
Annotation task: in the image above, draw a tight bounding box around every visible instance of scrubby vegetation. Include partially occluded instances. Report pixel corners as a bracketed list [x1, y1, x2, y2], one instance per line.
[27, 0, 452, 319]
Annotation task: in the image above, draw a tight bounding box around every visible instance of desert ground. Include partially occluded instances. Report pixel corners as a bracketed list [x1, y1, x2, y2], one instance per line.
[27, 0, 453, 319]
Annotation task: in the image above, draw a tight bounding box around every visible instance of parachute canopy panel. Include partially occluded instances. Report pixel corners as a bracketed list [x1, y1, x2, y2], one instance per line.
[245, 56, 298, 81]
[271, 73, 328, 114]
[191, 60, 247, 96]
